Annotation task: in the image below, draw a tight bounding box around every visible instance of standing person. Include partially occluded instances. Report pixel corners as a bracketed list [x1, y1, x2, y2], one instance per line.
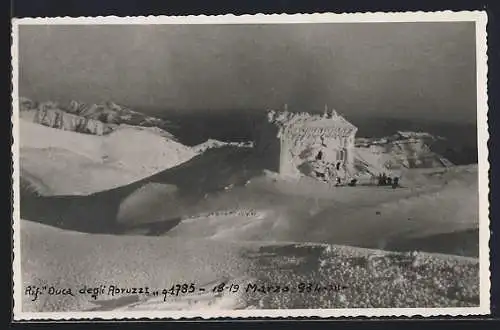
[382, 173, 387, 185]
[392, 177, 400, 189]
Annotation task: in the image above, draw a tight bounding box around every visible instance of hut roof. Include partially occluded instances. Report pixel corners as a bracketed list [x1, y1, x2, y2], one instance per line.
[267, 110, 357, 137]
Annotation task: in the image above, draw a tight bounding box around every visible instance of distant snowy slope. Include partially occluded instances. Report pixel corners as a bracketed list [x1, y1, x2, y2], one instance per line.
[20, 120, 104, 161]
[100, 126, 197, 176]
[20, 147, 143, 196]
[19, 119, 197, 195]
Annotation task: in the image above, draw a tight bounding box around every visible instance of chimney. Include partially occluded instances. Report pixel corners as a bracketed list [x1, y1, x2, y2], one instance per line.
[324, 104, 328, 118]
[284, 103, 288, 112]
[331, 108, 338, 118]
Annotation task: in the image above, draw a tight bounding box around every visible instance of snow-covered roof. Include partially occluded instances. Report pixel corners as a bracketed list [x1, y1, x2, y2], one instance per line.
[267, 110, 357, 137]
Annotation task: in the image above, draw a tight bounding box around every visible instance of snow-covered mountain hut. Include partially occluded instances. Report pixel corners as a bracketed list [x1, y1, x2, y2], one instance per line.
[255, 108, 358, 182]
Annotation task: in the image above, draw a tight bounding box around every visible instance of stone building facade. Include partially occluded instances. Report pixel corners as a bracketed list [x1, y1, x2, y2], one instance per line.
[256, 109, 358, 182]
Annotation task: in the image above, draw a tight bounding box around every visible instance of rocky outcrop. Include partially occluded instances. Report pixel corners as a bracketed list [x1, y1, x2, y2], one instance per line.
[21, 108, 113, 135]
[193, 139, 254, 154]
[18, 97, 172, 137]
[61, 100, 170, 128]
[353, 131, 453, 178]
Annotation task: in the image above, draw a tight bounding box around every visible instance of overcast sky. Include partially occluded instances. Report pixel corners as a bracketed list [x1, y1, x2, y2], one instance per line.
[18, 22, 477, 123]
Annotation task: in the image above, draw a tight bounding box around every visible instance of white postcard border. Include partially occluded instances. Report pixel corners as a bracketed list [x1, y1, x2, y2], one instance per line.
[11, 11, 490, 320]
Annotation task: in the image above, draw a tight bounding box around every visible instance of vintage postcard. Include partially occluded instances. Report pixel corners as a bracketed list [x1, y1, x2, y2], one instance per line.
[11, 11, 490, 320]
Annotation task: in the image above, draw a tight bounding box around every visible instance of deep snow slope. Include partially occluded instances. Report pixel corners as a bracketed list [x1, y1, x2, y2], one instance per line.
[157, 164, 479, 257]
[20, 219, 250, 312]
[19, 136, 479, 258]
[19, 120, 197, 195]
[20, 147, 142, 196]
[19, 145, 481, 312]
[20, 219, 479, 312]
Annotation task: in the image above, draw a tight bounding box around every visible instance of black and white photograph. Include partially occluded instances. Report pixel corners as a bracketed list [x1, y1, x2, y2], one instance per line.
[11, 12, 489, 319]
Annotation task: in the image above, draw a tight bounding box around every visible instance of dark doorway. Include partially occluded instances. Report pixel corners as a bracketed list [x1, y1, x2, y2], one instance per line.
[316, 151, 323, 160]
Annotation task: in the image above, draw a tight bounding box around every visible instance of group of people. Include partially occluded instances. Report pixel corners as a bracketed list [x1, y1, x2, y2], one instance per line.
[377, 173, 400, 188]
